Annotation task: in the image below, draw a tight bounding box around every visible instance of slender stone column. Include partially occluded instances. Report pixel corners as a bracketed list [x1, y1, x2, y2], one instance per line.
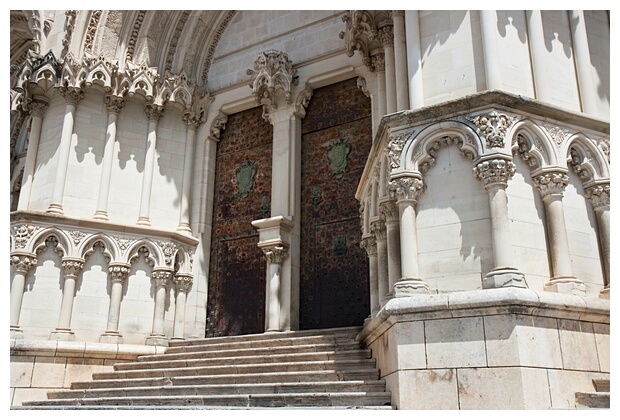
[137, 104, 165, 226]
[525, 11, 552, 102]
[379, 198, 402, 296]
[50, 257, 85, 341]
[100, 263, 130, 343]
[473, 158, 526, 288]
[94, 95, 125, 220]
[388, 174, 430, 296]
[380, 25, 397, 114]
[569, 10, 597, 114]
[392, 11, 409, 111]
[177, 113, 200, 233]
[172, 274, 193, 339]
[10, 253, 37, 338]
[361, 235, 379, 315]
[262, 245, 289, 332]
[371, 220, 389, 306]
[18, 100, 48, 210]
[532, 171, 585, 295]
[372, 53, 387, 121]
[146, 268, 172, 346]
[47, 87, 84, 214]
[405, 10, 424, 109]
[480, 10, 502, 91]
[584, 182, 610, 298]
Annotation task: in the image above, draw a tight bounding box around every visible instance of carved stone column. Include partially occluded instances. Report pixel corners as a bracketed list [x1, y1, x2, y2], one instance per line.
[480, 10, 502, 91]
[146, 268, 172, 346]
[177, 112, 201, 233]
[100, 263, 130, 343]
[371, 219, 389, 306]
[94, 95, 125, 220]
[388, 173, 430, 296]
[172, 274, 193, 339]
[569, 10, 597, 114]
[405, 10, 424, 109]
[18, 100, 48, 211]
[50, 257, 85, 341]
[262, 245, 289, 332]
[360, 235, 379, 315]
[473, 157, 526, 289]
[525, 11, 551, 102]
[137, 103, 165, 226]
[379, 198, 402, 297]
[10, 252, 37, 338]
[392, 11, 409, 111]
[372, 52, 387, 121]
[584, 182, 610, 298]
[532, 170, 585, 295]
[47, 87, 84, 214]
[379, 25, 396, 114]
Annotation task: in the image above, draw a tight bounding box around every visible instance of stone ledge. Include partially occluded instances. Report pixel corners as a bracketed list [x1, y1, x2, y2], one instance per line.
[357, 288, 610, 344]
[10, 339, 166, 360]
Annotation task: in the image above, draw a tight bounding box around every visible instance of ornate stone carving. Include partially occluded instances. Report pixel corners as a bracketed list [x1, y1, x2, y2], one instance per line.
[387, 176, 426, 201]
[585, 183, 610, 209]
[533, 172, 569, 197]
[113, 236, 131, 252]
[105, 95, 125, 114]
[84, 10, 102, 53]
[62, 10, 77, 57]
[340, 10, 390, 72]
[379, 199, 399, 222]
[157, 241, 178, 266]
[544, 125, 570, 145]
[357, 77, 370, 98]
[235, 161, 257, 198]
[68, 230, 86, 245]
[108, 264, 130, 283]
[126, 11, 146, 61]
[62, 258, 85, 277]
[145, 103, 164, 122]
[473, 158, 516, 186]
[371, 53, 385, 72]
[29, 100, 49, 118]
[386, 132, 408, 171]
[294, 86, 313, 119]
[183, 111, 203, 128]
[247, 50, 297, 122]
[10, 253, 37, 274]
[360, 236, 377, 256]
[59, 86, 84, 106]
[151, 269, 173, 287]
[568, 148, 592, 182]
[515, 134, 540, 168]
[13, 225, 39, 249]
[174, 274, 193, 293]
[262, 245, 289, 264]
[165, 11, 190, 72]
[327, 138, 351, 178]
[371, 220, 386, 241]
[469, 111, 517, 148]
[210, 112, 228, 139]
[596, 138, 610, 163]
[378, 25, 394, 46]
[200, 11, 236, 85]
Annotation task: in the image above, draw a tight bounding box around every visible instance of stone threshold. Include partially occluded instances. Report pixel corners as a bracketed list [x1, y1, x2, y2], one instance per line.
[358, 288, 610, 343]
[10, 339, 167, 360]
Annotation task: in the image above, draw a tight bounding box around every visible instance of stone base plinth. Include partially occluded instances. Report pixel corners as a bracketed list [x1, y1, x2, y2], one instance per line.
[393, 279, 430, 297]
[49, 329, 75, 341]
[145, 335, 169, 347]
[599, 287, 609, 299]
[483, 268, 527, 289]
[99, 332, 123, 344]
[544, 278, 586, 296]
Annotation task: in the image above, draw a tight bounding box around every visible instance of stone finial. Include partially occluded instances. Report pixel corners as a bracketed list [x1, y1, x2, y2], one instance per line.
[473, 158, 516, 187]
[585, 183, 610, 209]
[533, 172, 569, 197]
[262, 245, 289, 264]
[247, 50, 297, 122]
[469, 111, 517, 148]
[387, 175, 426, 201]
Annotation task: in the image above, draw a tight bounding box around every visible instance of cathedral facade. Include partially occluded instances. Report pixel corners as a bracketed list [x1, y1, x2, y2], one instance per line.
[10, 10, 609, 409]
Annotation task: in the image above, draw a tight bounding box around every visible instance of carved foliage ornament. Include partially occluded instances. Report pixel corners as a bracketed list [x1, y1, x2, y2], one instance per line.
[14, 225, 40, 249]
[379, 199, 398, 222]
[327, 138, 351, 178]
[152, 269, 173, 287]
[386, 132, 407, 171]
[174, 274, 193, 293]
[533, 173, 569, 197]
[108, 264, 130, 283]
[469, 111, 517, 148]
[157, 241, 177, 266]
[263, 245, 289, 264]
[10, 254, 37, 274]
[247, 50, 297, 115]
[360, 236, 377, 256]
[62, 259, 84, 277]
[585, 184, 610, 209]
[473, 158, 516, 186]
[235, 161, 257, 198]
[387, 176, 426, 201]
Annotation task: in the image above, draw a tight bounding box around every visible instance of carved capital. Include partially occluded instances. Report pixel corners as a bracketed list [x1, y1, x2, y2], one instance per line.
[247, 50, 297, 120]
[585, 183, 610, 209]
[28, 100, 49, 118]
[59, 86, 84, 106]
[378, 25, 394, 46]
[533, 172, 569, 197]
[105, 95, 125, 114]
[371, 53, 385, 72]
[174, 274, 193, 293]
[62, 258, 85, 277]
[108, 263, 131, 283]
[145, 103, 165, 122]
[152, 269, 173, 287]
[262, 245, 289, 265]
[183, 111, 203, 128]
[360, 236, 377, 256]
[469, 111, 517, 148]
[473, 158, 516, 187]
[388, 175, 426, 201]
[379, 199, 399, 223]
[10, 253, 37, 274]
[371, 220, 386, 241]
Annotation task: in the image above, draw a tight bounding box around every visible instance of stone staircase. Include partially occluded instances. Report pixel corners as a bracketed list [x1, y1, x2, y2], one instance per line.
[575, 379, 610, 409]
[19, 326, 392, 409]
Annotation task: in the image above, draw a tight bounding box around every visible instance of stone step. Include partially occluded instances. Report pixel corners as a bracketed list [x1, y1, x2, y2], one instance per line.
[73, 369, 381, 390]
[94, 359, 379, 380]
[49, 379, 387, 400]
[23, 391, 392, 408]
[169, 326, 362, 348]
[592, 378, 610, 392]
[164, 336, 361, 356]
[119, 349, 371, 371]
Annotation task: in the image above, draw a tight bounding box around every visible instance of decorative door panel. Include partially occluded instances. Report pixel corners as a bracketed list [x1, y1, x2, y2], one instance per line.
[300, 78, 372, 330]
[207, 107, 272, 337]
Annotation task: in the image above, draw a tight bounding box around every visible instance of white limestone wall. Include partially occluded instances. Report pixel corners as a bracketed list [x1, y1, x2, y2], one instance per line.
[416, 146, 492, 293]
[584, 11, 610, 116]
[209, 10, 346, 91]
